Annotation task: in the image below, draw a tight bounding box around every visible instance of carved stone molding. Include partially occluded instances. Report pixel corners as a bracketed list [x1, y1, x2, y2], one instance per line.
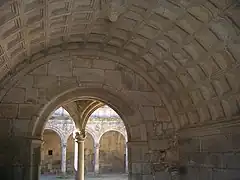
[73, 130, 86, 142]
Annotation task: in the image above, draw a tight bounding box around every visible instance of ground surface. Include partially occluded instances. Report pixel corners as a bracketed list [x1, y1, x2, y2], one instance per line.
[40, 174, 128, 180]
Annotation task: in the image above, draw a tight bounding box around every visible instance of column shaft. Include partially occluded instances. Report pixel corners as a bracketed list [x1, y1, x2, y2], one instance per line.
[94, 143, 100, 174]
[76, 140, 84, 180]
[61, 143, 67, 174]
[125, 144, 128, 173]
[74, 130, 86, 180]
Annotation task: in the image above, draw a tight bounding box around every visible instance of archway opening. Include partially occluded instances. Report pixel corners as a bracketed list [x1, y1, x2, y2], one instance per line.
[41, 129, 61, 175]
[99, 131, 126, 174]
[35, 86, 137, 180]
[85, 105, 128, 178]
[40, 106, 76, 179]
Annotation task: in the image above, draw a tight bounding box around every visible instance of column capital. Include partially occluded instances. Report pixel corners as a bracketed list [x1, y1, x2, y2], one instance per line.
[73, 129, 86, 142]
[94, 143, 100, 149]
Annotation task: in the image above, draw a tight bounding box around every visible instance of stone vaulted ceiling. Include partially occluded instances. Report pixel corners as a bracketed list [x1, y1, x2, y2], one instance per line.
[0, 0, 240, 130]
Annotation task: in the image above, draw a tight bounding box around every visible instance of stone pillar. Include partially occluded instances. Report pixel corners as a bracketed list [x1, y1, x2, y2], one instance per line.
[74, 130, 86, 180]
[29, 138, 43, 180]
[61, 142, 67, 175]
[94, 143, 100, 174]
[125, 143, 128, 173]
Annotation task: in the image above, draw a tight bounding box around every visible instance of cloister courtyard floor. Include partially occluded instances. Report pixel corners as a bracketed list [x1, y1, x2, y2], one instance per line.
[40, 174, 128, 180]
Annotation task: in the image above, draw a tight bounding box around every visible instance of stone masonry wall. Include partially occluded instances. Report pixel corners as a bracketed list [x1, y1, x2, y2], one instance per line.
[179, 124, 240, 180]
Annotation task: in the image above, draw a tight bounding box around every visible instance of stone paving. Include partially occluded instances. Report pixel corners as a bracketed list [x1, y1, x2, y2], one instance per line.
[40, 174, 128, 180]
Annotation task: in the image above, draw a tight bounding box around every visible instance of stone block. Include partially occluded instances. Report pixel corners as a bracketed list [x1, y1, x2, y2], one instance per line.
[92, 59, 116, 70]
[13, 119, 30, 135]
[199, 168, 213, 180]
[104, 70, 122, 89]
[130, 124, 147, 141]
[73, 68, 104, 82]
[0, 119, 10, 136]
[140, 106, 155, 121]
[231, 133, 240, 150]
[16, 75, 34, 88]
[142, 175, 154, 180]
[201, 134, 232, 153]
[212, 169, 240, 180]
[154, 172, 170, 180]
[135, 75, 152, 92]
[142, 163, 152, 174]
[59, 77, 78, 89]
[179, 138, 201, 153]
[48, 60, 73, 77]
[129, 143, 148, 162]
[145, 121, 155, 139]
[2, 88, 25, 103]
[127, 91, 162, 106]
[185, 167, 199, 180]
[34, 75, 58, 88]
[223, 153, 240, 169]
[0, 104, 18, 118]
[18, 104, 40, 119]
[205, 153, 223, 168]
[25, 88, 38, 104]
[129, 173, 143, 180]
[132, 163, 142, 173]
[149, 139, 169, 150]
[130, 126, 141, 140]
[155, 107, 171, 122]
[121, 70, 135, 90]
[30, 64, 48, 75]
[72, 57, 93, 68]
[188, 152, 208, 166]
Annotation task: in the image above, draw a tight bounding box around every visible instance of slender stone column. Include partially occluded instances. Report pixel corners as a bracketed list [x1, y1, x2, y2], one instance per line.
[61, 142, 67, 174]
[74, 130, 86, 180]
[94, 143, 100, 174]
[125, 143, 128, 173]
[74, 141, 78, 171]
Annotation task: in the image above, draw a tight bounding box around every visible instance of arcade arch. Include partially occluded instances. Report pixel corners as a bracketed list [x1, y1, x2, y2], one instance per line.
[99, 131, 126, 173]
[41, 129, 62, 174]
[42, 104, 129, 177]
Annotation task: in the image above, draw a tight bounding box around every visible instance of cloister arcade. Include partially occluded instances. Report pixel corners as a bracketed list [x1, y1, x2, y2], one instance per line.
[41, 106, 128, 175]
